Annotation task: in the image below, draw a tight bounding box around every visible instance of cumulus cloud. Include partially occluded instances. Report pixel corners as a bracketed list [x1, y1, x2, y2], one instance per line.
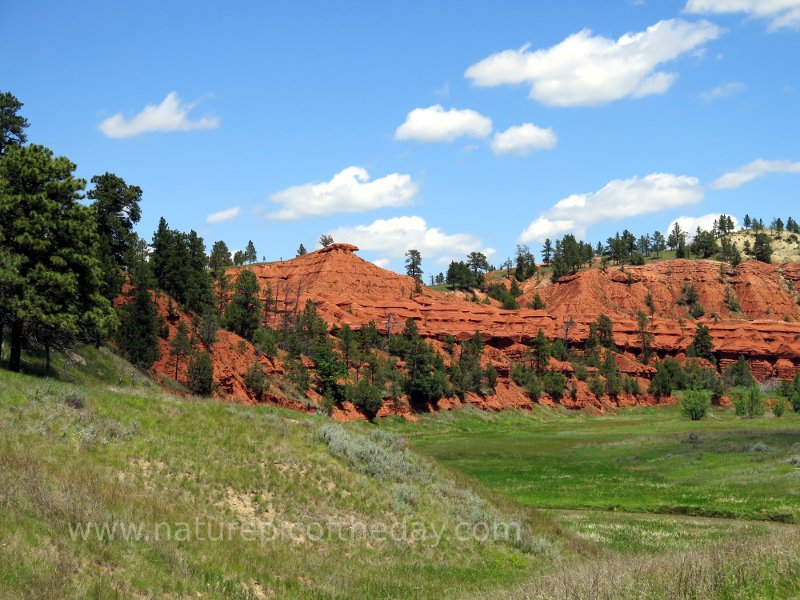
[711, 159, 800, 189]
[99, 92, 219, 138]
[465, 19, 722, 106]
[330, 216, 493, 266]
[666, 213, 739, 238]
[395, 104, 492, 142]
[685, 0, 800, 31]
[206, 207, 241, 224]
[267, 167, 418, 220]
[519, 173, 703, 242]
[491, 123, 557, 156]
[700, 81, 745, 103]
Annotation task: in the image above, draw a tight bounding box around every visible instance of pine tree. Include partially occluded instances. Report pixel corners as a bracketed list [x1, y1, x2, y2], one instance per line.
[405, 249, 423, 283]
[169, 320, 192, 381]
[88, 172, 143, 301]
[244, 240, 257, 263]
[687, 323, 714, 362]
[0, 91, 29, 155]
[117, 281, 160, 368]
[542, 239, 553, 264]
[209, 240, 233, 280]
[187, 351, 214, 395]
[0, 144, 115, 372]
[743, 214, 751, 229]
[224, 269, 262, 340]
[319, 234, 334, 248]
[753, 232, 773, 263]
[297, 243, 307, 256]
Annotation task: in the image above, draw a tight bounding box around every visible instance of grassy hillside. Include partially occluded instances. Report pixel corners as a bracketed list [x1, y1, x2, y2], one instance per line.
[0, 348, 558, 599]
[3, 347, 800, 599]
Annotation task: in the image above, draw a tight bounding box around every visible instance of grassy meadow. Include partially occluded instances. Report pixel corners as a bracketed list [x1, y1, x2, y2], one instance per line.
[1, 347, 800, 598]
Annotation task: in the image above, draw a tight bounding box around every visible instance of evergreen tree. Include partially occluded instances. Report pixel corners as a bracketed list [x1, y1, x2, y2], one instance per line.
[687, 323, 715, 362]
[514, 244, 536, 281]
[232, 250, 245, 266]
[542, 239, 553, 264]
[667, 222, 684, 251]
[88, 172, 143, 301]
[296, 243, 307, 256]
[338, 324, 358, 367]
[244, 240, 257, 263]
[116, 274, 160, 369]
[752, 232, 773, 263]
[224, 269, 262, 340]
[319, 234, 334, 247]
[636, 310, 654, 363]
[187, 351, 214, 395]
[0, 144, 115, 372]
[0, 91, 29, 155]
[405, 249, 423, 283]
[208, 240, 233, 279]
[169, 320, 192, 381]
[467, 251, 490, 275]
[151, 219, 213, 313]
[743, 214, 751, 229]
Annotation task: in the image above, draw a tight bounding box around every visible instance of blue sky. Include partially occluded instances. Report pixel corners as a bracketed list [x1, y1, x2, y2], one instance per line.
[3, 0, 799, 275]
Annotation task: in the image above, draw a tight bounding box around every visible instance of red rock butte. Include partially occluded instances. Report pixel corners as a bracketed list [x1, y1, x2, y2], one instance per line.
[143, 244, 800, 417]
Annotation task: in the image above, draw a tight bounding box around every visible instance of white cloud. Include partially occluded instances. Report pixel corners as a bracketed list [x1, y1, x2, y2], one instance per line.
[395, 104, 492, 142]
[206, 206, 241, 224]
[99, 92, 219, 138]
[330, 216, 493, 266]
[491, 123, 557, 156]
[699, 81, 745, 103]
[372, 258, 391, 268]
[711, 159, 800, 189]
[465, 19, 722, 106]
[267, 167, 418, 220]
[519, 173, 703, 242]
[685, 0, 800, 31]
[666, 213, 739, 237]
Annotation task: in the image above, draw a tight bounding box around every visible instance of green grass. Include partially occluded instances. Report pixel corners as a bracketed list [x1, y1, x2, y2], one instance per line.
[0, 352, 560, 599]
[381, 406, 800, 523]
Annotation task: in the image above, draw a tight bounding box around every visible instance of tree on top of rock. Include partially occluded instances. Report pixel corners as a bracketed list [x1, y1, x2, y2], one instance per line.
[209, 240, 233, 280]
[319, 234, 334, 248]
[405, 249, 423, 283]
[244, 240, 257, 264]
[296, 243, 307, 256]
[687, 323, 715, 363]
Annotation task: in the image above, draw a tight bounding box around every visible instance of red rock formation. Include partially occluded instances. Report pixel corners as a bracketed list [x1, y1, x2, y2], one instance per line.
[127, 246, 800, 417]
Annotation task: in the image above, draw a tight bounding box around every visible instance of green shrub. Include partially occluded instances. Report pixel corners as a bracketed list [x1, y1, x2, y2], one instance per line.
[244, 361, 267, 399]
[723, 356, 754, 388]
[689, 303, 705, 319]
[542, 370, 567, 400]
[346, 378, 384, 420]
[574, 364, 588, 381]
[187, 352, 214, 396]
[773, 398, 786, 417]
[733, 387, 764, 418]
[588, 375, 606, 398]
[680, 390, 710, 420]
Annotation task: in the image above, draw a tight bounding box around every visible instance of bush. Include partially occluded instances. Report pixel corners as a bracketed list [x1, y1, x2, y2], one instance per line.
[689, 303, 705, 319]
[62, 390, 86, 410]
[588, 375, 606, 398]
[680, 390, 710, 420]
[542, 370, 567, 400]
[187, 352, 214, 395]
[574, 364, 588, 381]
[346, 378, 384, 420]
[773, 398, 786, 417]
[723, 356, 754, 388]
[244, 361, 267, 399]
[732, 387, 764, 418]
